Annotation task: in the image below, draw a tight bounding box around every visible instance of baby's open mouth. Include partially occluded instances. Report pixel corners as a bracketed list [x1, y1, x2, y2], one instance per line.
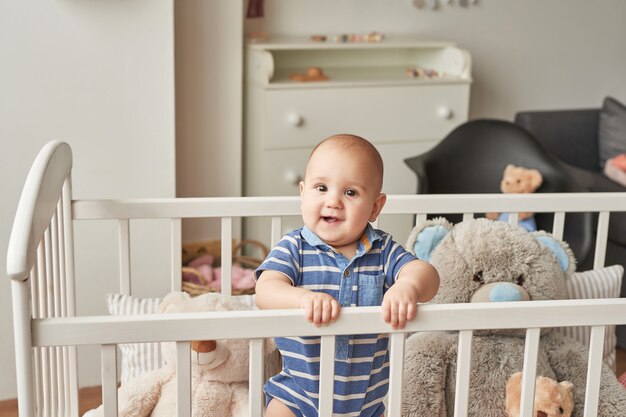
[323, 216, 340, 223]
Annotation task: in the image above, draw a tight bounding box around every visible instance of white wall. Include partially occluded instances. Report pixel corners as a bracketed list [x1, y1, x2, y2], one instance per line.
[246, 0, 626, 117]
[175, 0, 244, 241]
[0, 0, 175, 400]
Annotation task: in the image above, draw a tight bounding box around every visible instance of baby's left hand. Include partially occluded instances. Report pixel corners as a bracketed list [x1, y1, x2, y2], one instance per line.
[381, 281, 418, 330]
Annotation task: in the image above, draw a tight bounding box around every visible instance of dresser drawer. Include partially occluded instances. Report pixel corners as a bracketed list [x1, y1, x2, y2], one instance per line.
[261, 83, 469, 150]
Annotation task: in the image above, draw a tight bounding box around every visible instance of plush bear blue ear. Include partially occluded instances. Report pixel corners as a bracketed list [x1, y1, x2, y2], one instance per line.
[413, 225, 450, 262]
[535, 235, 570, 272]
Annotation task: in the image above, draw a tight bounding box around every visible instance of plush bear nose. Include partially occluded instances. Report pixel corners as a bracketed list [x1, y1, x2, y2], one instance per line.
[470, 282, 530, 303]
[489, 282, 526, 302]
[191, 340, 217, 353]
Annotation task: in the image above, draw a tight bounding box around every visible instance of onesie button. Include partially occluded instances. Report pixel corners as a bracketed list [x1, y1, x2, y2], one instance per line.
[343, 269, 350, 277]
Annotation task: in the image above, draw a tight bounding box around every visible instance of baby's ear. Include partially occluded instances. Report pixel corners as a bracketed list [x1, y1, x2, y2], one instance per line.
[368, 193, 387, 222]
[406, 217, 452, 261]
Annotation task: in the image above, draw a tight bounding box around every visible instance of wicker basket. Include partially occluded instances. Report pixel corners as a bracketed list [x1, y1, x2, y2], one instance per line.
[181, 239, 268, 296]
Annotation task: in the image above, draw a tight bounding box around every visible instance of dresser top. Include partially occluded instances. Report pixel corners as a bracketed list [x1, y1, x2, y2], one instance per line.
[247, 35, 456, 51]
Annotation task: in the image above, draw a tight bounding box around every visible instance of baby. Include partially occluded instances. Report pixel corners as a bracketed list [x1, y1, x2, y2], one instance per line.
[255, 134, 439, 417]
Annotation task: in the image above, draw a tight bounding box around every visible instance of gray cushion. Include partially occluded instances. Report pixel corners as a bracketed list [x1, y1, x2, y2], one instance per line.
[599, 96, 626, 168]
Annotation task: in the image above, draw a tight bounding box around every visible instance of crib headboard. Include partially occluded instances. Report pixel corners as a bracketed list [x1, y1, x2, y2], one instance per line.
[7, 141, 72, 281]
[8, 141, 626, 417]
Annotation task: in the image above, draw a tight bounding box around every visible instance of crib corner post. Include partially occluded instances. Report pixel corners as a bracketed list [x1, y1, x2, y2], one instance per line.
[11, 279, 36, 417]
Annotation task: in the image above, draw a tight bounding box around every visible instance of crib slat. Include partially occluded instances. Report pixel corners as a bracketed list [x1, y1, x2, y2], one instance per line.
[271, 216, 282, 247]
[171, 218, 182, 291]
[56, 200, 71, 415]
[221, 217, 233, 296]
[101, 344, 118, 417]
[249, 338, 265, 417]
[177, 341, 192, 417]
[318, 335, 336, 417]
[462, 213, 473, 222]
[50, 212, 65, 416]
[36, 242, 50, 417]
[387, 333, 405, 417]
[453, 330, 473, 417]
[519, 328, 541, 417]
[30, 261, 43, 415]
[593, 212, 610, 269]
[507, 212, 519, 226]
[551, 212, 565, 239]
[584, 326, 606, 417]
[63, 178, 80, 417]
[44, 227, 60, 416]
[118, 219, 131, 295]
[414, 214, 427, 227]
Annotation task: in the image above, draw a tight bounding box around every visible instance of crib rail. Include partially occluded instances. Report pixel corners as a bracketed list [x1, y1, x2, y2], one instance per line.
[30, 299, 626, 417]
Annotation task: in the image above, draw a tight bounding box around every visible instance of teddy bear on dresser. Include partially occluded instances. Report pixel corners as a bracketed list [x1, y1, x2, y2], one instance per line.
[401, 218, 626, 417]
[91, 291, 277, 417]
[486, 164, 543, 231]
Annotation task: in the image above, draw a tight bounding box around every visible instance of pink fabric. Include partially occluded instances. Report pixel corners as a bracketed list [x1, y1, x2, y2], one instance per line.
[618, 371, 626, 389]
[604, 156, 626, 187]
[183, 255, 256, 290]
[612, 153, 626, 171]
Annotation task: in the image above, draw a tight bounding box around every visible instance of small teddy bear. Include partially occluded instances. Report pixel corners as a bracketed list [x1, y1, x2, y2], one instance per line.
[505, 372, 574, 417]
[486, 164, 543, 231]
[91, 291, 277, 417]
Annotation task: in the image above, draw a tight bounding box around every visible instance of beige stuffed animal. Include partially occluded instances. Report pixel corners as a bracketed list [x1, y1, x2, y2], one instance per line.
[486, 164, 543, 231]
[505, 371, 574, 417]
[92, 291, 277, 417]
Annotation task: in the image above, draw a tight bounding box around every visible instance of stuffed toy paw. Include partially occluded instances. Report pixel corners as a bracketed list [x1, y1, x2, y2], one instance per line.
[505, 372, 574, 417]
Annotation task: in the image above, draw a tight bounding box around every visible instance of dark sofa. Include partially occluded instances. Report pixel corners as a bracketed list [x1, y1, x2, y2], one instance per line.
[515, 108, 626, 347]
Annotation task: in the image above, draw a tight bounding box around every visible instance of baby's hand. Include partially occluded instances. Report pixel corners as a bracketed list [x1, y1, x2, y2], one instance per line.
[299, 291, 340, 327]
[381, 281, 418, 330]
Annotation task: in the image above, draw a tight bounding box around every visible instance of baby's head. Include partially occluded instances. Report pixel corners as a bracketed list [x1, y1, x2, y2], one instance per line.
[299, 134, 386, 251]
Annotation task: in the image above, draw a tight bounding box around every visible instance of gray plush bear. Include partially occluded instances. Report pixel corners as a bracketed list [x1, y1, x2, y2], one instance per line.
[401, 218, 626, 417]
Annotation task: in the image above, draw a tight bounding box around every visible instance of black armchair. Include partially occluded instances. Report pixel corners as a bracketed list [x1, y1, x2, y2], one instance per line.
[404, 119, 593, 266]
[515, 109, 626, 267]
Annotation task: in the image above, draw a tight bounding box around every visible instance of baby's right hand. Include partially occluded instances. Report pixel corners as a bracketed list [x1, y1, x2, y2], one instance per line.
[299, 291, 340, 327]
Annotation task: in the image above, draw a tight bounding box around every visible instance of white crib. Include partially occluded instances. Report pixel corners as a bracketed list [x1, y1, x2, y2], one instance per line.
[8, 141, 626, 417]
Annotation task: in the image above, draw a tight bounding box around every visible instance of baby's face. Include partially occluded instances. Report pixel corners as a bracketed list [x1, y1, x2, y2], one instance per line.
[299, 144, 385, 251]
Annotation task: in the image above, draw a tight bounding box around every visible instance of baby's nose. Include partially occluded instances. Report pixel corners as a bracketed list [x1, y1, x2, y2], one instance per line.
[325, 193, 342, 207]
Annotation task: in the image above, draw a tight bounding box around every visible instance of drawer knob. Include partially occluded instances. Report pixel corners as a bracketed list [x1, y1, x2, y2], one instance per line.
[437, 106, 453, 120]
[286, 112, 304, 127]
[284, 170, 303, 186]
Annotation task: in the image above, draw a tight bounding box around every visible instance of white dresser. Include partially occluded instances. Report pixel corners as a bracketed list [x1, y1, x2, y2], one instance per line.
[244, 35, 472, 244]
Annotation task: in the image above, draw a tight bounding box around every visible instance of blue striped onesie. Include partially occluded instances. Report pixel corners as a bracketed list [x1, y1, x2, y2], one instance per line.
[255, 224, 416, 417]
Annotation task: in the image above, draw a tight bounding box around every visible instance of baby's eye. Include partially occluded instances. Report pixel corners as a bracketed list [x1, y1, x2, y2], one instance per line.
[315, 184, 327, 192]
[345, 189, 358, 197]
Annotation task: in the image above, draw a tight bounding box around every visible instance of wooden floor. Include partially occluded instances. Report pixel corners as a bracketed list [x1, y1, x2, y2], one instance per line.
[0, 385, 101, 417]
[2, 349, 625, 416]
